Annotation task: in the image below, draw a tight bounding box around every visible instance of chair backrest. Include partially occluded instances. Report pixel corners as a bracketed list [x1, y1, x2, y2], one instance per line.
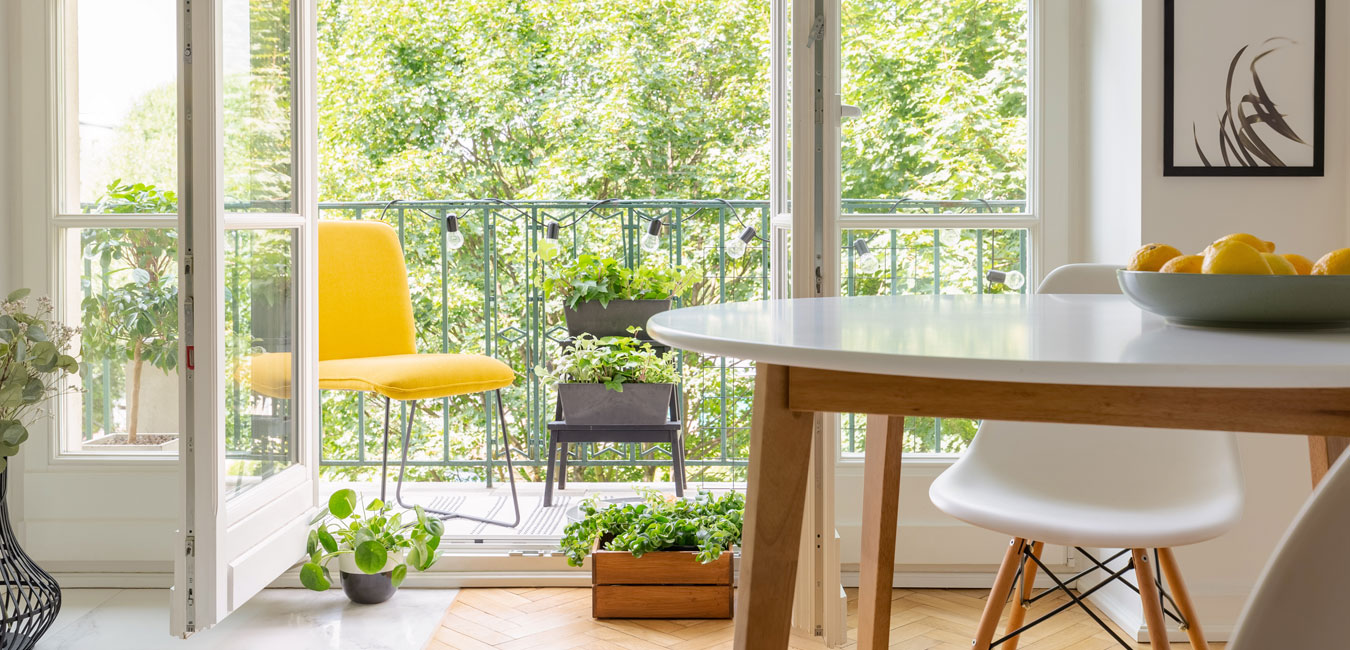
[958, 263, 1241, 526]
[1228, 452, 1350, 649]
[1037, 263, 1121, 294]
[318, 221, 417, 361]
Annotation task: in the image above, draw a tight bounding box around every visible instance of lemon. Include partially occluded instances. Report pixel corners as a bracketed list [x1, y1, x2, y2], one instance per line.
[1128, 243, 1183, 272]
[1202, 240, 1273, 274]
[1213, 233, 1275, 253]
[1262, 253, 1297, 275]
[1312, 248, 1350, 275]
[1159, 254, 1203, 273]
[1282, 253, 1314, 275]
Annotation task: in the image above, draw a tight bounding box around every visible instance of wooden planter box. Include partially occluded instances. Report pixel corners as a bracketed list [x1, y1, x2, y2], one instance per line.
[591, 536, 734, 619]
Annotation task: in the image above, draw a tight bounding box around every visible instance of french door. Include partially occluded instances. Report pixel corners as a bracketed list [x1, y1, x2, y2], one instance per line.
[171, 0, 320, 636]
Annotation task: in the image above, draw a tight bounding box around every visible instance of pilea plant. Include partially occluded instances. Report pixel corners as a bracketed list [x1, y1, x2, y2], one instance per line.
[300, 489, 445, 591]
[544, 254, 696, 309]
[536, 333, 678, 392]
[559, 489, 744, 567]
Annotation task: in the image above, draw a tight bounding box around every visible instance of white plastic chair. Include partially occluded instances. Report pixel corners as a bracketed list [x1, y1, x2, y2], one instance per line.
[929, 263, 1243, 649]
[1227, 449, 1350, 649]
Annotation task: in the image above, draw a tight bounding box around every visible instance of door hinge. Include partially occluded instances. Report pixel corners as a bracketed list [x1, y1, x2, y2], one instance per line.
[805, 14, 826, 49]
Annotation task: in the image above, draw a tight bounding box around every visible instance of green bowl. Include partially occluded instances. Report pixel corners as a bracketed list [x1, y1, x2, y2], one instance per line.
[1117, 270, 1350, 329]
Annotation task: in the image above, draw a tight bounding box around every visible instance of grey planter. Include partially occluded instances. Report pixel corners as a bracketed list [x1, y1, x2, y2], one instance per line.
[340, 571, 396, 604]
[557, 383, 674, 425]
[564, 299, 672, 338]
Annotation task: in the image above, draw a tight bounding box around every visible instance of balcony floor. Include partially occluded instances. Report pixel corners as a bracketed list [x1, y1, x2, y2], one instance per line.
[324, 480, 741, 543]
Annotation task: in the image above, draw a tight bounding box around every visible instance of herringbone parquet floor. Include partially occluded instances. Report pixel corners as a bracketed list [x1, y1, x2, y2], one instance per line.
[426, 587, 1223, 650]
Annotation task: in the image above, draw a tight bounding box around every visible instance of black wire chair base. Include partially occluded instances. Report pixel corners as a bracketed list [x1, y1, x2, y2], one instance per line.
[0, 472, 61, 649]
[377, 392, 521, 528]
[989, 545, 1188, 649]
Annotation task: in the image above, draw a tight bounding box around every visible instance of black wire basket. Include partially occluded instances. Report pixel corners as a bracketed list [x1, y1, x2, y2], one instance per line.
[0, 472, 60, 649]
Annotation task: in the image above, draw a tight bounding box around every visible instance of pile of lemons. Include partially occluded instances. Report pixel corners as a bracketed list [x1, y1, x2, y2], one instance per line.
[1127, 234, 1350, 276]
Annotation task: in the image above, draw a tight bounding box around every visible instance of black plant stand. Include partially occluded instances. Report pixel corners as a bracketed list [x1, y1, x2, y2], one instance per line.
[0, 472, 60, 649]
[543, 390, 687, 507]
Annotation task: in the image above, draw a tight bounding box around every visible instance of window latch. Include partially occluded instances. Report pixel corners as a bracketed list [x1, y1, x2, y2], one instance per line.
[805, 14, 826, 49]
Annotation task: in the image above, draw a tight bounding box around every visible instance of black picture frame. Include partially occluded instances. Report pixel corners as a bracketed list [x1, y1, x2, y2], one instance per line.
[1164, 0, 1325, 177]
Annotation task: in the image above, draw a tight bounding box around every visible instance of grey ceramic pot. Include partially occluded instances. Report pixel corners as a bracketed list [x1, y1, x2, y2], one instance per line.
[340, 571, 397, 605]
[564, 299, 672, 338]
[557, 383, 673, 425]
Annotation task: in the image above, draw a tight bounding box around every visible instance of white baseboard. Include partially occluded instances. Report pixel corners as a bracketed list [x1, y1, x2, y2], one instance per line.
[50, 572, 172, 588]
[840, 569, 1061, 589]
[1085, 571, 1234, 643]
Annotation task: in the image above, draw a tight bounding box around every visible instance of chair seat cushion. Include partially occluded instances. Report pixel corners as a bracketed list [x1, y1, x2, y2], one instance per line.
[320, 354, 515, 400]
[245, 352, 515, 401]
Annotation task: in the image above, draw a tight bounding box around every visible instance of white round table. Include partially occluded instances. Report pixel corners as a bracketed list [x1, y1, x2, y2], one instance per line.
[647, 294, 1350, 650]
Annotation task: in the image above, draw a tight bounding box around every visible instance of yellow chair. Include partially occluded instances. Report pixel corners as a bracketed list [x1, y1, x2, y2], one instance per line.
[254, 220, 520, 526]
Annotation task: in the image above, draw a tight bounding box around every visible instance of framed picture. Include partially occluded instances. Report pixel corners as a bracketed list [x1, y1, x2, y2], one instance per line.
[1164, 0, 1325, 176]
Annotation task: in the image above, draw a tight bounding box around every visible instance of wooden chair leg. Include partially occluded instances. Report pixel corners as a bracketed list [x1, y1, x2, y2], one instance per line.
[1156, 548, 1209, 649]
[1132, 549, 1173, 649]
[857, 415, 905, 650]
[973, 538, 1027, 650]
[1002, 540, 1044, 650]
[733, 364, 815, 650]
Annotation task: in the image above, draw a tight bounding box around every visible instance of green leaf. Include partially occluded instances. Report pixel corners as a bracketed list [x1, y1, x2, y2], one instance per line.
[5, 289, 31, 302]
[424, 517, 444, 538]
[353, 540, 388, 574]
[367, 498, 384, 512]
[317, 528, 338, 554]
[328, 489, 357, 519]
[299, 562, 331, 591]
[309, 506, 330, 525]
[390, 563, 408, 588]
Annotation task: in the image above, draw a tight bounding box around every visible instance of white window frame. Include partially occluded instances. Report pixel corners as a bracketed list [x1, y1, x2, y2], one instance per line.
[825, 0, 1073, 465]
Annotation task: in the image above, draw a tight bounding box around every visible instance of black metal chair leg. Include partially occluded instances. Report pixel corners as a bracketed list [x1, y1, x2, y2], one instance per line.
[558, 442, 568, 490]
[386, 392, 522, 528]
[544, 438, 558, 508]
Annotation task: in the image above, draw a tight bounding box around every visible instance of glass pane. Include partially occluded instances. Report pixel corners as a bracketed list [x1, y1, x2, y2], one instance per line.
[224, 0, 295, 212]
[71, 0, 178, 211]
[838, 228, 1027, 456]
[840, 0, 1029, 209]
[226, 229, 298, 496]
[73, 228, 180, 454]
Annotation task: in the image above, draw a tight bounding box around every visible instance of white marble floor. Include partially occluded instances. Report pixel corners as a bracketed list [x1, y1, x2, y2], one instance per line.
[37, 588, 457, 650]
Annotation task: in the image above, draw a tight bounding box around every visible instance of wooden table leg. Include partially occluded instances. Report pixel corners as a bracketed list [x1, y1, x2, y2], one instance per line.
[858, 415, 904, 650]
[734, 364, 816, 650]
[1308, 436, 1350, 487]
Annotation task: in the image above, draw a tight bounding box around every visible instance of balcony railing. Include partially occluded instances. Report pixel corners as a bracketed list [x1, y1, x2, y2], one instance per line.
[73, 198, 1026, 480]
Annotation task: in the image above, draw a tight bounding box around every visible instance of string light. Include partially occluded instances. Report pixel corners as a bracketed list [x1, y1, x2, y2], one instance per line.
[641, 218, 663, 253]
[537, 222, 562, 261]
[985, 269, 1025, 291]
[444, 215, 464, 250]
[851, 238, 880, 274]
[725, 226, 756, 260]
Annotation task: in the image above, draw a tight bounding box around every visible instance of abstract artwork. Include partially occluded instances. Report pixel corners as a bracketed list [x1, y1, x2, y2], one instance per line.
[1164, 0, 1325, 176]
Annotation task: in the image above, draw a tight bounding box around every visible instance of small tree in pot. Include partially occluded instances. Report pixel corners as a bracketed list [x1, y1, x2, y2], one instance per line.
[544, 255, 695, 338]
[539, 333, 679, 426]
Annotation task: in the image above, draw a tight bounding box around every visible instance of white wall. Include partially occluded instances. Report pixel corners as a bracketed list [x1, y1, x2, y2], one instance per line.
[1, 0, 16, 293]
[1073, 0, 1348, 640]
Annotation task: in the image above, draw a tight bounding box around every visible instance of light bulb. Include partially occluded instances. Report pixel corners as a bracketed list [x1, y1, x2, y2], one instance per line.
[985, 269, 1026, 291]
[852, 238, 880, 274]
[445, 215, 464, 251]
[640, 218, 662, 253]
[725, 226, 756, 260]
[538, 222, 562, 261]
[939, 229, 961, 247]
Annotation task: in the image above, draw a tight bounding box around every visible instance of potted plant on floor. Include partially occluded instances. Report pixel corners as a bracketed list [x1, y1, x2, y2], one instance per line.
[560, 489, 744, 619]
[544, 254, 695, 338]
[0, 288, 80, 647]
[539, 333, 679, 425]
[300, 489, 445, 604]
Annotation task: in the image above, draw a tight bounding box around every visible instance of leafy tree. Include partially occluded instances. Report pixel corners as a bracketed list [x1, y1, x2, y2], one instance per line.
[80, 182, 179, 444]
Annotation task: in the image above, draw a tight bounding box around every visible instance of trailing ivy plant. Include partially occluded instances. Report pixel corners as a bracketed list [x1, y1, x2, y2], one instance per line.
[536, 333, 678, 392]
[560, 489, 744, 567]
[0, 290, 80, 473]
[300, 489, 445, 591]
[544, 254, 696, 309]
